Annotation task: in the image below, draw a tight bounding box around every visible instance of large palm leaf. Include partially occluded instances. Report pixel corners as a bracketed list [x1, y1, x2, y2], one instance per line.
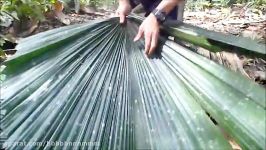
[1, 17, 265, 150]
[129, 15, 266, 57]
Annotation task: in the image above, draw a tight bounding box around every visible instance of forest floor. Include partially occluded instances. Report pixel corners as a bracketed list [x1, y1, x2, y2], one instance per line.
[183, 5, 265, 87]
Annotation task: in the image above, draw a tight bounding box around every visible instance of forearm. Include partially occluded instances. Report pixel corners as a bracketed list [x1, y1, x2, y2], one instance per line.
[119, 0, 130, 5]
[156, 0, 181, 14]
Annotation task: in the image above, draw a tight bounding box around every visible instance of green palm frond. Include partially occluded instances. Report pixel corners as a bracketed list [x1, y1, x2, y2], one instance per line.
[1, 17, 265, 150]
[130, 15, 266, 58]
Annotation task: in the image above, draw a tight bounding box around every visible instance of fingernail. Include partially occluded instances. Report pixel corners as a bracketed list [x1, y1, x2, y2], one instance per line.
[147, 52, 151, 58]
[145, 53, 150, 58]
[145, 50, 148, 55]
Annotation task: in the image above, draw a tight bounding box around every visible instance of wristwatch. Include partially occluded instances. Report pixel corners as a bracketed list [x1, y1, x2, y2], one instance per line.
[152, 9, 167, 24]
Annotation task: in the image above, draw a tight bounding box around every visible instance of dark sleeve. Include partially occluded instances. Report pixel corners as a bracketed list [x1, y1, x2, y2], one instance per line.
[129, 0, 140, 8]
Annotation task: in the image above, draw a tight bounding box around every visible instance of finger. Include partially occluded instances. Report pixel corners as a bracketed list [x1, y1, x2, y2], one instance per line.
[119, 13, 126, 24]
[144, 32, 152, 55]
[134, 28, 144, 41]
[149, 32, 159, 55]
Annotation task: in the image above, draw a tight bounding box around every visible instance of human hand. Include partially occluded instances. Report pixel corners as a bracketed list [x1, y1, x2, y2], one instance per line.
[116, 2, 132, 23]
[134, 14, 160, 56]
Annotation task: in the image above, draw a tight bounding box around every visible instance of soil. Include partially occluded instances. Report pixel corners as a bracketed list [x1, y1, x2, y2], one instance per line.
[34, 12, 109, 35]
[183, 4, 266, 87]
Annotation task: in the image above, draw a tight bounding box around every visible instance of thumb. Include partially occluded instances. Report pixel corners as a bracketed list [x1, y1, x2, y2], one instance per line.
[119, 13, 126, 24]
[134, 28, 144, 42]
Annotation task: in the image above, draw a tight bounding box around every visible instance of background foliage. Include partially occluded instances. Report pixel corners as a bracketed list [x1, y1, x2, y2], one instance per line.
[0, 0, 55, 22]
[186, 0, 266, 10]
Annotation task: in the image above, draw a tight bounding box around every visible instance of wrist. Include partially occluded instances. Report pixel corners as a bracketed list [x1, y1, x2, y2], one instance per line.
[151, 9, 167, 24]
[118, 0, 132, 14]
[119, 0, 130, 6]
[119, 2, 132, 10]
[156, 0, 179, 14]
[148, 13, 160, 26]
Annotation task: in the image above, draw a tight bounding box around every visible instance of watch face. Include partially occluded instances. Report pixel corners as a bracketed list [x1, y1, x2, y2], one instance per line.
[153, 9, 166, 22]
[160, 14, 166, 21]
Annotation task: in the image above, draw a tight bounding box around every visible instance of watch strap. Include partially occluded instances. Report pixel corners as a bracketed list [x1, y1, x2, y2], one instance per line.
[152, 9, 167, 23]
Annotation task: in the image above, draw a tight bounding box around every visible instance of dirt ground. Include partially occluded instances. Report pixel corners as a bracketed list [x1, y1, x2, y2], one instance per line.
[183, 5, 266, 87]
[33, 12, 109, 34]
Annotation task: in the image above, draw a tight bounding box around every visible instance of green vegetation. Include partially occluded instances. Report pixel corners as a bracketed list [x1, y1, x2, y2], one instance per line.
[0, 0, 56, 51]
[0, 0, 55, 22]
